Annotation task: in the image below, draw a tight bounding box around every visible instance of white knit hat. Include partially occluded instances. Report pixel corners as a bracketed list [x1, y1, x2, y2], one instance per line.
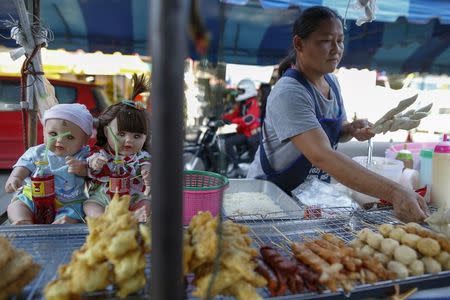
[43, 103, 93, 136]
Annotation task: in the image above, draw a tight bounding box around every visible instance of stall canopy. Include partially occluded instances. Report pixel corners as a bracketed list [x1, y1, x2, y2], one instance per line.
[0, 0, 449, 73]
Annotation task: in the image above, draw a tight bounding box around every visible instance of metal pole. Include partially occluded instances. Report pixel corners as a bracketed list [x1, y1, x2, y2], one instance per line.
[27, 0, 39, 147]
[150, 0, 187, 299]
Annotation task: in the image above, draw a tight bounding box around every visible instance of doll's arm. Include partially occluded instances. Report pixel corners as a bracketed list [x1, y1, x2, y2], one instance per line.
[5, 167, 30, 193]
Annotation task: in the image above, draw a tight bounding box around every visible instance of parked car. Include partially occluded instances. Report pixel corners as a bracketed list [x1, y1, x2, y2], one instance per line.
[0, 75, 109, 169]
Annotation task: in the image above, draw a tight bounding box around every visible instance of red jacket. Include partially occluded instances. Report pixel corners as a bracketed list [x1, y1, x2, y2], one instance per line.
[223, 97, 261, 137]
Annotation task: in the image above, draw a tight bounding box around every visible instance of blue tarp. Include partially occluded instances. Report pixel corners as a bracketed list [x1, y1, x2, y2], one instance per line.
[0, 0, 449, 73]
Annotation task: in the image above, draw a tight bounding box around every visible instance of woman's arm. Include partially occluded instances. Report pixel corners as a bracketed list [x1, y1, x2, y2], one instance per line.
[290, 128, 427, 222]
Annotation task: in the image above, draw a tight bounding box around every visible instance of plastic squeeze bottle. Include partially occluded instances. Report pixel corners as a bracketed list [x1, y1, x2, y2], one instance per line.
[31, 160, 56, 224]
[432, 134, 450, 209]
[396, 144, 414, 169]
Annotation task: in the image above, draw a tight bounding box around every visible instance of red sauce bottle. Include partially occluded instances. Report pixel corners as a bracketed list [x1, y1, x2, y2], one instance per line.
[31, 161, 56, 224]
[108, 159, 130, 197]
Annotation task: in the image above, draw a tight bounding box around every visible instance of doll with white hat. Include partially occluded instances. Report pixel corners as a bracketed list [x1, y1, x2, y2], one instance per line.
[5, 103, 93, 224]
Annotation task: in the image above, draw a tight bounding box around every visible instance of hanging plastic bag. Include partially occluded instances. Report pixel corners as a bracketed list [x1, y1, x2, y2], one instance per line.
[35, 77, 59, 123]
[354, 0, 377, 26]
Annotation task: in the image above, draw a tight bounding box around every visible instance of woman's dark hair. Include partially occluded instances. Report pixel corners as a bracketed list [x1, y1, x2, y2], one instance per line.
[278, 6, 342, 76]
[96, 74, 150, 149]
[292, 6, 342, 39]
[259, 83, 272, 124]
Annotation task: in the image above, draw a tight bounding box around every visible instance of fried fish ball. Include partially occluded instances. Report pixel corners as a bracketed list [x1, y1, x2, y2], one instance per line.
[349, 239, 363, 250]
[409, 260, 425, 276]
[421, 257, 442, 274]
[360, 245, 375, 256]
[380, 238, 399, 256]
[374, 252, 390, 265]
[378, 224, 394, 238]
[388, 261, 409, 279]
[401, 233, 421, 249]
[417, 238, 441, 257]
[389, 228, 406, 241]
[357, 228, 373, 242]
[394, 245, 417, 265]
[435, 252, 450, 270]
[367, 232, 384, 250]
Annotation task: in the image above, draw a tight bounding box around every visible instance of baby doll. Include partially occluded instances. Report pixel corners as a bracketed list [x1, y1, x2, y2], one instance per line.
[85, 76, 151, 222]
[5, 103, 93, 225]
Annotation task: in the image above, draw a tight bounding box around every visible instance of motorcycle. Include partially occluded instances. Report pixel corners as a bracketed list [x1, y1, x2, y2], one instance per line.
[183, 118, 254, 178]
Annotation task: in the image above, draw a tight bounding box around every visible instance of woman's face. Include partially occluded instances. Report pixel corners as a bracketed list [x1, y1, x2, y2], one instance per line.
[295, 18, 344, 74]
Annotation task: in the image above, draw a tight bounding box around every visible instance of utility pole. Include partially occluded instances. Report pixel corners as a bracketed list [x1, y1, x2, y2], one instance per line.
[150, 0, 187, 299]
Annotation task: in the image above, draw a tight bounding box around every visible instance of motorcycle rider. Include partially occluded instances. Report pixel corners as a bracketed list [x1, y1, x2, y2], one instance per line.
[223, 78, 261, 177]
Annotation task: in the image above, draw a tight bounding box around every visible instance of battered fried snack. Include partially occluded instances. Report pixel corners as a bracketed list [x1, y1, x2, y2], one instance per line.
[44, 194, 151, 299]
[0, 238, 40, 300]
[0, 262, 40, 300]
[184, 211, 266, 299]
[0, 237, 14, 270]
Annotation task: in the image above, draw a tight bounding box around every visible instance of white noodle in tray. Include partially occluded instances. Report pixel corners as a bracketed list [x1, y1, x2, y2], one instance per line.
[223, 192, 284, 217]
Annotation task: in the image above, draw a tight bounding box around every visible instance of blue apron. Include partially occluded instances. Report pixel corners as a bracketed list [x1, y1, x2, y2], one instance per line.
[259, 68, 343, 195]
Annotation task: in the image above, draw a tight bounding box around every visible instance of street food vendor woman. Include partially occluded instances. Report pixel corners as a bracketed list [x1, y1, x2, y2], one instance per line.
[247, 6, 428, 222]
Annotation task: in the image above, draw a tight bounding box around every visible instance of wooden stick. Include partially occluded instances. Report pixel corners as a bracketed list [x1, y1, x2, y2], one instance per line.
[271, 225, 292, 244]
[248, 227, 264, 247]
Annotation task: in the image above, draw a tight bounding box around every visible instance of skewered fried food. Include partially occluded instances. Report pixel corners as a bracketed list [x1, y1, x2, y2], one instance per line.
[421, 257, 442, 274]
[400, 233, 421, 249]
[389, 228, 406, 241]
[417, 238, 441, 257]
[357, 228, 372, 242]
[360, 245, 375, 256]
[0, 237, 14, 270]
[366, 232, 384, 250]
[435, 252, 450, 269]
[394, 245, 417, 265]
[373, 252, 390, 265]
[305, 242, 341, 264]
[409, 260, 425, 276]
[0, 263, 40, 300]
[380, 238, 399, 256]
[403, 223, 450, 252]
[388, 261, 409, 279]
[0, 250, 34, 290]
[378, 224, 394, 238]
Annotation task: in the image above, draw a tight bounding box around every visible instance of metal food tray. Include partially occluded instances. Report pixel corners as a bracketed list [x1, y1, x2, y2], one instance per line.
[234, 207, 450, 299]
[0, 224, 150, 300]
[2, 209, 450, 299]
[224, 179, 303, 220]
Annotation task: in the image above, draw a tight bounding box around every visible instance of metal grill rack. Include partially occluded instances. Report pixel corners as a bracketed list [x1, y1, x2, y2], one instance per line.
[0, 224, 150, 300]
[227, 207, 450, 299]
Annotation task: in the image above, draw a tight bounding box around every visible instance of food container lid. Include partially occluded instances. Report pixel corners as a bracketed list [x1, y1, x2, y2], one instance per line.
[434, 134, 450, 154]
[396, 150, 413, 160]
[420, 148, 433, 158]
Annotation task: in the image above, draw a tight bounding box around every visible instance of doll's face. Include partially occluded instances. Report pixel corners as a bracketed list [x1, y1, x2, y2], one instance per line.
[105, 118, 146, 157]
[44, 119, 89, 157]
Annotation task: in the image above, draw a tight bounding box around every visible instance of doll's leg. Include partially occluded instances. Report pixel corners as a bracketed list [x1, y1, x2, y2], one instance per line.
[130, 199, 151, 223]
[53, 204, 84, 224]
[83, 201, 106, 218]
[7, 200, 33, 225]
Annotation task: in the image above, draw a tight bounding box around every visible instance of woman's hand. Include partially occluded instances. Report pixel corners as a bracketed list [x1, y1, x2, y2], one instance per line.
[390, 187, 429, 222]
[350, 119, 375, 141]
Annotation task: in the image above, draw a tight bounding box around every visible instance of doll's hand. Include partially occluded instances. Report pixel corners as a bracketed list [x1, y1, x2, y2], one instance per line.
[141, 166, 151, 196]
[52, 215, 80, 224]
[89, 154, 108, 171]
[66, 156, 88, 176]
[5, 176, 22, 193]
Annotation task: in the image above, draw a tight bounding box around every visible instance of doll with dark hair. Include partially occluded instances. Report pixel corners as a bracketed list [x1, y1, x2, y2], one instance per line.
[85, 74, 152, 222]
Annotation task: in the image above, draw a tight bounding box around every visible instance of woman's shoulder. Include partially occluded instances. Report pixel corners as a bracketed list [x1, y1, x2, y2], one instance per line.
[268, 77, 315, 107]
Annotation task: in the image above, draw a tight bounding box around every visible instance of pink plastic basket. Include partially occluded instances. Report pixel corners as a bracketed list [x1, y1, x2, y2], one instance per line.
[183, 170, 229, 225]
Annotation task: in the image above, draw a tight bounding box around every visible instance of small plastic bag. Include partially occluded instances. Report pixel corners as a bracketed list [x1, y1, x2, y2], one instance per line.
[292, 177, 356, 208]
[35, 77, 59, 123]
